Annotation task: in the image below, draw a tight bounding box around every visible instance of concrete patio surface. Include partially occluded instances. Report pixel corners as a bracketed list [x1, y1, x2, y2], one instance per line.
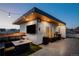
[30, 38, 79, 56]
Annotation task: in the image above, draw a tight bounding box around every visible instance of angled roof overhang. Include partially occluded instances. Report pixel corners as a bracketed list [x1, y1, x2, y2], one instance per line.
[13, 7, 66, 26]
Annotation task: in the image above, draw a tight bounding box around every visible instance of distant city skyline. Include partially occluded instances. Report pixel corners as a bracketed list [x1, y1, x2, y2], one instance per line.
[0, 3, 79, 29]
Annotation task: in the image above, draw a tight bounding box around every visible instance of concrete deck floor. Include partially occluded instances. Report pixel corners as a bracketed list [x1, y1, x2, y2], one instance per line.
[30, 38, 79, 56]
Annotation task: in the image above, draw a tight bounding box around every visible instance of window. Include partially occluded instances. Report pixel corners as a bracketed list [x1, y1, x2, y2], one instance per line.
[27, 24, 36, 34]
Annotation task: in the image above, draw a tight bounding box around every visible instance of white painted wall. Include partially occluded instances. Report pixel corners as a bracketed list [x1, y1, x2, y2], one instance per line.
[33, 21, 54, 44]
[20, 20, 38, 44]
[20, 20, 55, 44]
[52, 24, 56, 37]
[56, 26, 66, 38]
[20, 24, 26, 32]
[60, 26, 66, 38]
[36, 20, 43, 44]
[39, 21, 50, 37]
[20, 20, 66, 44]
[39, 21, 55, 38]
[26, 20, 38, 44]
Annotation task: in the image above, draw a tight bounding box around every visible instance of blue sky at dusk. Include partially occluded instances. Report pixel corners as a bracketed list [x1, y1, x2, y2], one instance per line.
[0, 3, 79, 29]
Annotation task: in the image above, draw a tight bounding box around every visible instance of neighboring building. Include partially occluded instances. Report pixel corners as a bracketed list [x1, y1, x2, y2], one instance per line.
[13, 7, 66, 44]
[0, 28, 6, 34]
[0, 28, 6, 32]
[66, 27, 79, 38]
[6, 29, 20, 34]
[74, 27, 79, 33]
[0, 28, 19, 34]
[66, 29, 75, 34]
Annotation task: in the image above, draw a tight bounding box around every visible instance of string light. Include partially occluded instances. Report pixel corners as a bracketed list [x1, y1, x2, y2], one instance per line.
[8, 12, 11, 18]
[0, 9, 22, 18]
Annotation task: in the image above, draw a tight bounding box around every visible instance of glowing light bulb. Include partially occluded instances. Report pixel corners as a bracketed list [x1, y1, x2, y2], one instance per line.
[8, 15, 11, 18]
[8, 12, 11, 18]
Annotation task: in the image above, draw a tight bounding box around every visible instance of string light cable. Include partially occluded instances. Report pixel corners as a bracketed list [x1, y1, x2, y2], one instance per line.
[0, 9, 22, 18]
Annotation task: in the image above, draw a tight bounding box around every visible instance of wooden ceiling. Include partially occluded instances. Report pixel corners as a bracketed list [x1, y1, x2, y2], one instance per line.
[13, 12, 65, 26]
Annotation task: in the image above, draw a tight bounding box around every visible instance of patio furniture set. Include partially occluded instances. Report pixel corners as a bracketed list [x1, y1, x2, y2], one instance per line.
[0, 32, 32, 56]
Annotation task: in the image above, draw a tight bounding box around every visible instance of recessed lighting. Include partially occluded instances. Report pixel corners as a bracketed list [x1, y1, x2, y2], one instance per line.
[32, 13, 33, 14]
[26, 19, 29, 21]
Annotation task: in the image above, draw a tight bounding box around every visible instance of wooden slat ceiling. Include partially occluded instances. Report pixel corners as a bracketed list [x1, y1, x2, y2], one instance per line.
[13, 12, 65, 26]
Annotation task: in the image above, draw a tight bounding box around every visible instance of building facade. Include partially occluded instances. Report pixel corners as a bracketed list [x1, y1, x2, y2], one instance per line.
[13, 7, 66, 44]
